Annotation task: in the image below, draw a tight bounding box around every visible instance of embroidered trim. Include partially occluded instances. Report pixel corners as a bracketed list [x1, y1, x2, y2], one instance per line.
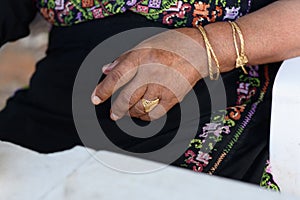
[260, 160, 280, 191]
[36, 0, 252, 27]
[177, 65, 279, 190]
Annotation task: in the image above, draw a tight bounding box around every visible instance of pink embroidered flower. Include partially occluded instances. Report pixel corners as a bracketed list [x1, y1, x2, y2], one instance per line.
[266, 160, 272, 174]
[196, 151, 212, 165]
[185, 150, 196, 164]
[192, 165, 203, 172]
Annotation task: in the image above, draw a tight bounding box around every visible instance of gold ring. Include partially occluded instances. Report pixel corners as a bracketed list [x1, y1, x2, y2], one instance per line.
[141, 98, 160, 113]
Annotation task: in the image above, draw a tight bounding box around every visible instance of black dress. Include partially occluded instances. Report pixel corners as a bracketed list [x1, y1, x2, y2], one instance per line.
[0, 0, 279, 189]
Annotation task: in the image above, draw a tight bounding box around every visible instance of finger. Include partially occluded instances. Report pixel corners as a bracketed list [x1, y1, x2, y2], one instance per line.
[128, 100, 145, 118]
[110, 84, 147, 121]
[129, 84, 162, 118]
[140, 104, 167, 121]
[92, 53, 138, 105]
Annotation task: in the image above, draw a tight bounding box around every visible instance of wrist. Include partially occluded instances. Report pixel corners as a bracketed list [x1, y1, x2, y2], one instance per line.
[202, 22, 237, 73]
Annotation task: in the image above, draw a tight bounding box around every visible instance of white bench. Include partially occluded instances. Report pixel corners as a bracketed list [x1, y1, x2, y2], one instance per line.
[270, 56, 300, 197]
[0, 140, 298, 200]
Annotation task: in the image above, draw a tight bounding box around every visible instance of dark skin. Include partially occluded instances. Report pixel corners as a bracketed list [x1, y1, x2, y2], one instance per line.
[91, 0, 300, 121]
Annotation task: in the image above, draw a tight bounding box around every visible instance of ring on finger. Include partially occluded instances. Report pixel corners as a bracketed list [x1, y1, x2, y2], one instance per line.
[141, 98, 160, 113]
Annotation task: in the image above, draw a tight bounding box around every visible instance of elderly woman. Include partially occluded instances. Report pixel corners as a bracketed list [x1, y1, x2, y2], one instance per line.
[1, 0, 299, 189]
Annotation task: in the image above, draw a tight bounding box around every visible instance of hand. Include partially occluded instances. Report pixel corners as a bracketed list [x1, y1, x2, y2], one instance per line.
[91, 28, 208, 121]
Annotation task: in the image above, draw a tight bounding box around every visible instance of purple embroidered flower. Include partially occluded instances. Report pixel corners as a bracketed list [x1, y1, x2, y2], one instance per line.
[126, 0, 137, 6]
[266, 160, 272, 174]
[200, 123, 230, 138]
[148, 0, 161, 9]
[223, 6, 240, 20]
[55, 0, 65, 10]
[268, 181, 272, 186]
[76, 12, 83, 21]
[121, 6, 127, 12]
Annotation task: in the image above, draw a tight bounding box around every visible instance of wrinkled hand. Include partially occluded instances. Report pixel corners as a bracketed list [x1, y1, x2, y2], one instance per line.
[91, 28, 208, 121]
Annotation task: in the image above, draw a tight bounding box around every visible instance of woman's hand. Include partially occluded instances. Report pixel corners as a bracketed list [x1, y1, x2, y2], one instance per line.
[91, 28, 209, 121]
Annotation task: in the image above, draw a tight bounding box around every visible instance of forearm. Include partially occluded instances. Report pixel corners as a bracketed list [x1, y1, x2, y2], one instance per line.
[204, 0, 300, 72]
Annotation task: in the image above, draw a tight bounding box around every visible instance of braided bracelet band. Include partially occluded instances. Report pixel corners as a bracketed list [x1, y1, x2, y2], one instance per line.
[228, 21, 248, 74]
[197, 26, 220, 80]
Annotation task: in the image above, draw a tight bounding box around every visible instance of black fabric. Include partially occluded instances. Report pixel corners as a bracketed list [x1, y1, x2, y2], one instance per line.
[214, 63, 279, 184]
[0, 0, 37, 47]
[250, 0, 277, 12]
[0, 12, 168, 152]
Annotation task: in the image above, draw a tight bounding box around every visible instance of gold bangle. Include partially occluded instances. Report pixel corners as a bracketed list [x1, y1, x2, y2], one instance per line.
[228, 21, 248, 74]
[197, 26, 220, 80]
[198, 26, 214, 80]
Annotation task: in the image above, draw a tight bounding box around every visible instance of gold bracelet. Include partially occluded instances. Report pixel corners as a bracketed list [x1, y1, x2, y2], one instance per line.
[228, 21, 248, 74]
[197, 26, 220, 80]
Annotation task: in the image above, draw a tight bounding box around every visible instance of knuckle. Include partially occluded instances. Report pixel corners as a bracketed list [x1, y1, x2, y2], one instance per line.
[113, 101, 126, 113]
[119, 90, 132, 106]
[128, 102, 145, 118]
[169, 97, 179, 105]
[140, 115, 151, 121]
[129, 92, 141, 106]
[162, 92, 179, 105]
[134, 104, 145, 115]
[129, 110, 139, 118]
[149, 114, 160, 121]
[109, 70, 123, 83]
[111, 92, 131, 114]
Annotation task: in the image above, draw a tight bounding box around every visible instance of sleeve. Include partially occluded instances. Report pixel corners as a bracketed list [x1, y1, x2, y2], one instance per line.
[0, 0, 37, 47]
[250, 0, 277, 12]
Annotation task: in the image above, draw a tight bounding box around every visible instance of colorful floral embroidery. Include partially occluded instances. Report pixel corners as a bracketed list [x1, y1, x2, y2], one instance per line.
[180, 65, 261, 173]
[36, 0, 251, 27]
[260, 160, 280, 191]
[178, 65, 279, 188]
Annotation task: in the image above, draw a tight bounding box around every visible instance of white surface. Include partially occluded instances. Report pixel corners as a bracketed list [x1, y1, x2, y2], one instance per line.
[0, 143, 94, 200]
[0, 141, 299, 200]
[270, 56, 300, 197]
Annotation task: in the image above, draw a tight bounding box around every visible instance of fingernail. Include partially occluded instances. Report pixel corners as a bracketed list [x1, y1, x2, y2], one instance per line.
[92, 95, 102, 105]
[102, 60, 118, 74]
[102, 64, 111, 73]
[110, 113, 120, 121]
